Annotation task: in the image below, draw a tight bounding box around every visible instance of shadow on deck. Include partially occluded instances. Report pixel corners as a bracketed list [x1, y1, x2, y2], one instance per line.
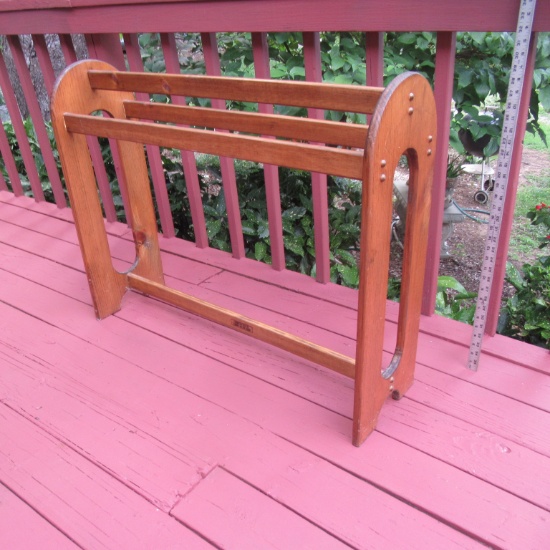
[0, 191, 549, 549]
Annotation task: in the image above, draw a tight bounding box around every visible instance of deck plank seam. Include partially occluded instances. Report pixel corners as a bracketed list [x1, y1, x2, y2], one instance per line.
[1, 383, 216, 514]
[417, 362, 550, 415]
[382, 395, 550, 511]
[0, 407, 96, 550]
[212, 465, 358, 549]
[0, 481, 85, 549]
[270, 432, 494, 548]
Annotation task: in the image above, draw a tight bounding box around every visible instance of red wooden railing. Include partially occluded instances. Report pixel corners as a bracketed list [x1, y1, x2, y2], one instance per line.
[0, 0, 549, 335]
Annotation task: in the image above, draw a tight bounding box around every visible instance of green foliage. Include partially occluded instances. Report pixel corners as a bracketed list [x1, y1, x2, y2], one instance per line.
[384, 32, 436, 82]
[527, 202, 550, 249]
[501, 204, 550, 349]
[451, 32, 550, 156]
[502, 257, 550, 348]
[386, 275, 477, 324]
[0, 117, 59, 202]
[434, 276, 477, 324]
[164, 152, 362, 285]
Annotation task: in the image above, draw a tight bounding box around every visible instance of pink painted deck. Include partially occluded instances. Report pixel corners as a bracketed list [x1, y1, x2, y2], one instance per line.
[0, 190, 549, 549]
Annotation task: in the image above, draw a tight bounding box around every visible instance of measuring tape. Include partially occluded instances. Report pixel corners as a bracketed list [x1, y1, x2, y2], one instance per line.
[467, 0, 537, 371]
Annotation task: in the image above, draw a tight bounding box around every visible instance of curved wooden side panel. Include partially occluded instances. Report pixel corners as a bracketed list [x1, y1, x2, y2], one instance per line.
[353, 72, 437, 446]
[51, 59, 164, 319]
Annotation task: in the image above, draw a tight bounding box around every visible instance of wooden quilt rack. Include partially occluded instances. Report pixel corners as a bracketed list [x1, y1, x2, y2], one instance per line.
[51, 60, 437, 446]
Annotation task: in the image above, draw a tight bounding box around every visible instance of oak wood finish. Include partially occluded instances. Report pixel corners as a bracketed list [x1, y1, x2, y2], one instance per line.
[88, 70, 384, 114]
[123, 101, 369, 149]
[51, 60, 164, 318]
[51, 60, 437, 445]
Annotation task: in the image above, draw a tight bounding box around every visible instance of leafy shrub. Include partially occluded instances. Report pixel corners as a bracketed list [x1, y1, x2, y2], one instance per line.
[165, 152, 362, 286]
[388, 275, 477, 324]
[500, 203, 550, 348]
[503, 258, 550, 348]
[0, 118, 60, 202]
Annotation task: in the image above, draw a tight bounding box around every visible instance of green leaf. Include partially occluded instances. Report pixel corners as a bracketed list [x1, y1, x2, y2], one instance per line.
[289, 66, 305, 78]
[255, 241, 267, 261]
[474, 78, 491, 99]
[397, 33, 418, 45]
[284, 235, 305, 256]
[241, 221, 257, 236]
[506, 261, 525, 290]
[538, 86, 550, 111]
[331, 56, 346, 70]
[336, 264, 359, 287]
[333, 74, 354, 85]
[458, 69, 474, 88]
[206, 219, 222, 239]
[282, 206, 306, 220]
[437, 275, 467, 294]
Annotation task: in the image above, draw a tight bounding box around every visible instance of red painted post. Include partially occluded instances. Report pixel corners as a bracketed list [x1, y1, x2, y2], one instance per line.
[303, 31, 330, 284]
[0, 45, 43, 200]
[365, 32, 384, 127]
[422, 31, 457, 315]
[201, 32, 245, 259]
[485, 32, 538, 336]
[366, 32, 384, 87]
[123, 32, 175, 238]
[252, 32, 285, 271]
[160, 32, 209, 248]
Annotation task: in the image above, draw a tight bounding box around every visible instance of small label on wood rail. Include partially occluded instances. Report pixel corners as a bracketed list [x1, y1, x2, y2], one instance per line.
[231, 319, 254, 334]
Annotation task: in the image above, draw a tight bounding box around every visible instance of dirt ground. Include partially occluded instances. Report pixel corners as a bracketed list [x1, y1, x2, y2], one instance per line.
[389, 147, 549, 300]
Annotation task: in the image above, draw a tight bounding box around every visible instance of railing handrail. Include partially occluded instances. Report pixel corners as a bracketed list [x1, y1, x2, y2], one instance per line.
[0, 0, 549, 34]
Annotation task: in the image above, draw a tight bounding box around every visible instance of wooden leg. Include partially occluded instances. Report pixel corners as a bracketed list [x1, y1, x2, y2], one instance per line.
[51, 60, 164, 319]
[353, 72, 437, 445]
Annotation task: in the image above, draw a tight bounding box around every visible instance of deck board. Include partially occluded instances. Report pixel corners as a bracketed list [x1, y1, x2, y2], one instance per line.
[1, 193, 549, 548]
[0, 483, 79, 549]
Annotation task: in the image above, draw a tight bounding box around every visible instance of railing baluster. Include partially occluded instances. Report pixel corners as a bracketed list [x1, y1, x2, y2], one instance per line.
[31, 34, 56, 92]
[0, 99, 23, 195]
[7, 35, 65, 205]
[303, 32, 330, 284]
[123, 32, 175, 238]
[366, 32, 384, 87]
[0, 166, 7, 191]
[31, 34, 69, 207]
[160, 32, 209, 248]
[86, 33, 133, 224]
[422, 31, 457, 315]
[251, 32, 285, 271]
[0, 42, 43, 200]
[201, 32, 246, 259]
[57, 33, 117, 222]
[58, 34, 77, 64]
